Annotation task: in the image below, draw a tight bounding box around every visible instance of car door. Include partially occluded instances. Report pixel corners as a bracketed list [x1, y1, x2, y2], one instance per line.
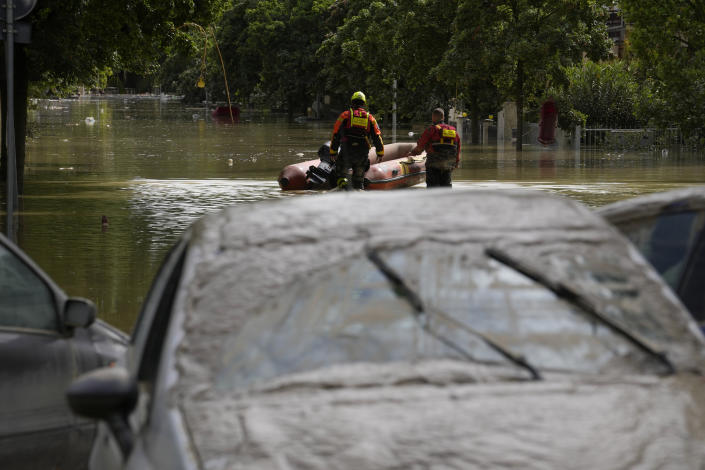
[0, 239, 94, 469]
[88, 237, 189, 470]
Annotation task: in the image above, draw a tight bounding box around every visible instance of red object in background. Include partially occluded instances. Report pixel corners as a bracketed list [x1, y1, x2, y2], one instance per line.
[212, 105, 240, 121]
[538, 99, 557, 145]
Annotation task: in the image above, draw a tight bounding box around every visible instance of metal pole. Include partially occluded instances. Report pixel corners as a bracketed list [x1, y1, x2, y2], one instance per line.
[392, 79, 397, 143]
[5, 1, 17, 241]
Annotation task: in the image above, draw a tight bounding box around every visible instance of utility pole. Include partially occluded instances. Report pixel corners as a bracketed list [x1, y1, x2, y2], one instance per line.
[2, 0, 35, 242]
[392, 79, 397, 143]
[5, 0, 17, 240]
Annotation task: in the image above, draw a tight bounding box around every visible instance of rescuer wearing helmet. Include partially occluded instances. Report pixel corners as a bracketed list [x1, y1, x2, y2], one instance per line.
[329, 91, 385, 190]
[408, 108, 460, 187]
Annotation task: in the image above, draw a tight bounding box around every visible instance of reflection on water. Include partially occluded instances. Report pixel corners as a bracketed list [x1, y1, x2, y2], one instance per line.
[3, 97, 705, 332]
[129, 178, 294, 252]
[453, 145, 705, 206]
[14, 177, 300, 331]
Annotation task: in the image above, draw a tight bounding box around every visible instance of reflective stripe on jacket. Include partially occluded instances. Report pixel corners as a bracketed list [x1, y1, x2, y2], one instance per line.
[415, 122, 460, 162]
[330, 107, 384, 157]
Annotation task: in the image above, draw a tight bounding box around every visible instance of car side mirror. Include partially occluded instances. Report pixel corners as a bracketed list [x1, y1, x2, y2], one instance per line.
[64, 297, 96, 328]
[67, 366, 138, 456]
[67, 366, 138, 420]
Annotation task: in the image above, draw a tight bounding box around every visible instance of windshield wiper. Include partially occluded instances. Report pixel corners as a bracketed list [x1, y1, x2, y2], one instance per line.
[485, 246, 676, 375]
[366, 249, 542, 380]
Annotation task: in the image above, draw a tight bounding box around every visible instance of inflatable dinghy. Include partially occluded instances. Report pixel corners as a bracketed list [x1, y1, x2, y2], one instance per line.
[278, 142, 426, 190]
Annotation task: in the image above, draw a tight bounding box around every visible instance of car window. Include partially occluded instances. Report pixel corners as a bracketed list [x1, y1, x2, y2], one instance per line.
[679, 232, 705, 324]
[617, 211, 705, 289]
[0, 243, 58, 331]
[215, 244, 668, 392]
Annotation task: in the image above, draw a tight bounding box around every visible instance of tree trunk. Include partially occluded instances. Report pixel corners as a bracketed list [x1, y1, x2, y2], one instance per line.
[0, 45, 29, 195]
[471, 96, 479, 145]
[286, 95, 294, 121]
[515, 59, 524, 152]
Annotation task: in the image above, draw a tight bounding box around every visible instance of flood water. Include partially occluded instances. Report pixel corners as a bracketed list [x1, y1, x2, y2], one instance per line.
[4, 96, 705, 332]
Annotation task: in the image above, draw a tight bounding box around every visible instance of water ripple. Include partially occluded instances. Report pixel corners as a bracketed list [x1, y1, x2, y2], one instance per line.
[128, 178, 297, 249]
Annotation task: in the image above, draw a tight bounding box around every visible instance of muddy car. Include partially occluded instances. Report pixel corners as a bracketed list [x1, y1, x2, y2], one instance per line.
[597, 185, 705, 330]
[0, 232, 128, 469]
[68, 189, 705, 470]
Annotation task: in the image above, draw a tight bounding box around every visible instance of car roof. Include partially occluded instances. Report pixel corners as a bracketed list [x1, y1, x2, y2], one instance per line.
[165, 189, 705, 468]
[597, 185, 705, 223]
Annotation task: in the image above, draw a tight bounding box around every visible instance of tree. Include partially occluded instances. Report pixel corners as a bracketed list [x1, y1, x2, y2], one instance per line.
[549, 60, 662, 130]
[1, 0, 228, 194]
[620, 0, 705, 134]
[392, 0, 461, 120]
[212, 0, 262, 105]
[316, 0, 400, 116]
[206, 0, 335, 118]
[317, 0, 459, 122]
[453, 0, 611, 150]
[440, 3, 504, 143]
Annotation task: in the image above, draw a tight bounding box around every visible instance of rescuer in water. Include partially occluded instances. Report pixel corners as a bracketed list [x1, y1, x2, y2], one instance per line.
[329, 91, 385, 190]
[409, 108, 460, 187]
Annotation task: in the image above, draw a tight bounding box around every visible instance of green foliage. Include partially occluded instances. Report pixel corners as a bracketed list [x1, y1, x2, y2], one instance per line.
[393, 0, 461, 118]
[621, 0, 705, 133]
[317, 0, 402, 115]
[162, 0, 616, 128]
[440, 1, 507, 125]
[160, 52, 209, 102]
[24, 0, 229, 95]
[549, 59, 672, 133]
[214, 1, 262, 102]
[200, 0, 336, 114]
[450, 0, 611, 106]
[558, 107, 588, 133]
[550, 60, 641, 129]
[442, 0, 611, 149]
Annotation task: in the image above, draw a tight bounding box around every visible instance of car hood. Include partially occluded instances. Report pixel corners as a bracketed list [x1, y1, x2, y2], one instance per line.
[182, 362, 705, 470]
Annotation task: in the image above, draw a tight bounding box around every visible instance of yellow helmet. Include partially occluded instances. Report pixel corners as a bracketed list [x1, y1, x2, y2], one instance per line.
[350, 91, 366, 105]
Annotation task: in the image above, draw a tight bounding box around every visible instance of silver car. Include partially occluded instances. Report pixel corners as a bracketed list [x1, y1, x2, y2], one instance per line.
[69, 189, 705, 470]
[0, 232, 128, 469]
[598, 185, 705, 330]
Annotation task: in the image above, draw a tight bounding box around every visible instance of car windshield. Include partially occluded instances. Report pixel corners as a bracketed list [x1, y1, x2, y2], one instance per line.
[214, 242, 673, 392]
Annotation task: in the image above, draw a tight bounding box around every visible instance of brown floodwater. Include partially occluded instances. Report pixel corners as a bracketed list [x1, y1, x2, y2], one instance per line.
[3, 96, 705, 332]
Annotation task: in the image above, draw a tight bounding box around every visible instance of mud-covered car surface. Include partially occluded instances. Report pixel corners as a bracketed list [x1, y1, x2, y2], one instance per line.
[597, 185, 705, 328]
[0, 233, 128, 470]
[69, 189, 705, 470]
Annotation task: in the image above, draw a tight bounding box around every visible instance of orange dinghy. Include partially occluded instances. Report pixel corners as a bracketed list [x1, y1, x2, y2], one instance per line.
[278, 142, 426, 190]
[364, 154, 426, 190]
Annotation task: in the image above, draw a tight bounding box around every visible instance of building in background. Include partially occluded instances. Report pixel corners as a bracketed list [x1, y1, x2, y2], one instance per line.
[606, 5, 628, 58]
